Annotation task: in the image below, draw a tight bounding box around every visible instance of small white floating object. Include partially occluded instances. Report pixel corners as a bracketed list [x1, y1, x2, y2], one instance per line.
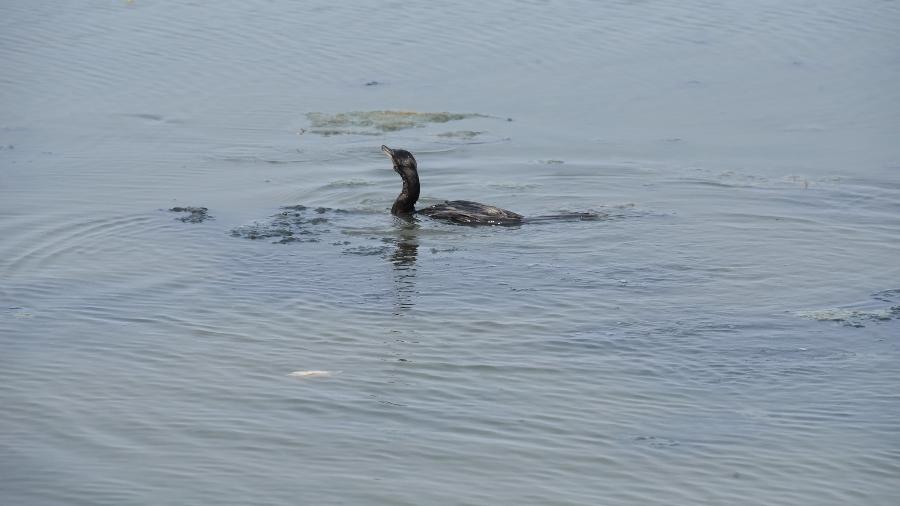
[288, 370, 333, 378]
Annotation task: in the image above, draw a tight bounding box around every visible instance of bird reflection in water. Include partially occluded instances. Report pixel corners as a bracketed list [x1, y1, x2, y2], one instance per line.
[390, 217, 419, 313]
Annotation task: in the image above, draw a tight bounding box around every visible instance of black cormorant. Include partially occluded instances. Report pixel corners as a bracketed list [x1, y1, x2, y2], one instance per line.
[382, 145, 523, 226]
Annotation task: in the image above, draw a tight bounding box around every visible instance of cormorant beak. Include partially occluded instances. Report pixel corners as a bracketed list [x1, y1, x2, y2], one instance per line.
[381, 145, 394, 158]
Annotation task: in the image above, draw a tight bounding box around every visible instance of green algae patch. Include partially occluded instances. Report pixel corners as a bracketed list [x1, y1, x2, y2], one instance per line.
[305, 111, 485, 136]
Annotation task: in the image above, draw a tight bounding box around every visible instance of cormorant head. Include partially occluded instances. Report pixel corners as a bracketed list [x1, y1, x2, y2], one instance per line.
[382, 145, 417, 178]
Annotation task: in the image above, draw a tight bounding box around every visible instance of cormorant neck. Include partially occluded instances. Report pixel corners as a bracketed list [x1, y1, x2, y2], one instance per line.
[392, 169, 420, 216]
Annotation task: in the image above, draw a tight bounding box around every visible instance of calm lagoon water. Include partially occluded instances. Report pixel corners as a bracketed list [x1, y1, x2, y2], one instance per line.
[2, 1, 899, 504]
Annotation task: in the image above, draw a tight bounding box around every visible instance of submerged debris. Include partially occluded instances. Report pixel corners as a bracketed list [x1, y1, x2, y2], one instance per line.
[169, 206, 212, 223]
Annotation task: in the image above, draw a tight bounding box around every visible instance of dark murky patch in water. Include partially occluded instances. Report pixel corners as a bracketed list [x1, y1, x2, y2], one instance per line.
[169, 206, 212, 223]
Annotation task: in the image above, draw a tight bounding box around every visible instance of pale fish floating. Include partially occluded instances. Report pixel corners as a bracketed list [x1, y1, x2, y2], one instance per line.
[287, 370, 335, 378]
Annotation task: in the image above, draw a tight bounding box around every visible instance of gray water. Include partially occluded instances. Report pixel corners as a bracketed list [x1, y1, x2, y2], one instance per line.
[2, 1, 899, 504]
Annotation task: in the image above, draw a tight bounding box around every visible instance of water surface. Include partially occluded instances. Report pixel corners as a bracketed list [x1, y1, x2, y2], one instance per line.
[2, 1, 899, 505]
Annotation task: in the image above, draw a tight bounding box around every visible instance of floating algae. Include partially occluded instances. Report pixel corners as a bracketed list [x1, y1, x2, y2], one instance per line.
[230, 204, 337, 244]
[795, 308, 899, 327]
[795, 289, 900, 327]
[304, 110, 486, 136]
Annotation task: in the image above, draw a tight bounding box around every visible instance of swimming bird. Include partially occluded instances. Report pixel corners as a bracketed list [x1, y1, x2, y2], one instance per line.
[382, 145, 524, 225]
